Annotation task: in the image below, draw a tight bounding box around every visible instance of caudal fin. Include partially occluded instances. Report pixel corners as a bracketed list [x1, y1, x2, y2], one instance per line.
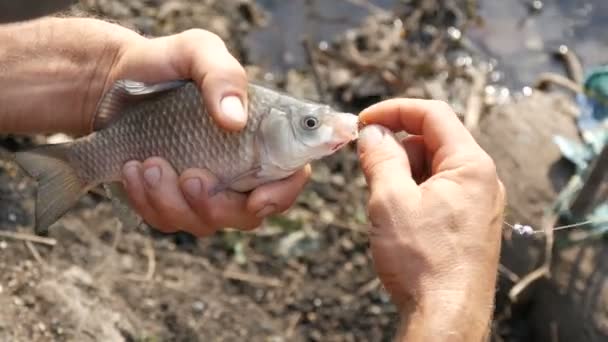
[14, 143, 88, 235]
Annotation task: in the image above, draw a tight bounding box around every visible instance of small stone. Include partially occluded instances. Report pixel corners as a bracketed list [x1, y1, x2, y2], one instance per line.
[320, 209, 335, 224]
[455, 55, 472, 68]
[529, 0, 543, 12]
[0, 284, 3, 294]
[263, 72, 276, 82]
[369, 305, 382, 315]
[37, 322, 46, 332]
[330, 174, 345, 186]
[522, 86, 533, 96]
[0, 241, 7, 250]
[309, 329, 322, 340]
[340, 238, 354, 251]
[447, 26, 461, 41]
[13, 297, 23, 306]
[313, 298, 322, 307]
[7, 213, 16, 222]
[192, 301, 206, 313]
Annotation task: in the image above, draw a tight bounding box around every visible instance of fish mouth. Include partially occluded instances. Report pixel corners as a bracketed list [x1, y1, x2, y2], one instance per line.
[331, 142, 347, 151]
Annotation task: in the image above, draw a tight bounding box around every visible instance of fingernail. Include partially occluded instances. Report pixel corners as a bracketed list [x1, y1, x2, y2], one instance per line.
[256, 204, 277, 218]
[183, 178, 202, 199]
[220, 95, 246, 124]
[143, 166, 161, 188]
[122, 162, 140, 187]
[358, 124, 386, 148]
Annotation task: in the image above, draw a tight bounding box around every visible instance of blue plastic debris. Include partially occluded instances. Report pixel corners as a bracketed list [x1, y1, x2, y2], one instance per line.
[552, 65, 608, 239]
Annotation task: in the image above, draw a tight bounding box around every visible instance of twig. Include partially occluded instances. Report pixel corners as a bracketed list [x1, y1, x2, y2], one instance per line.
[92, 223, 122, 276]
[534, 72, 583, 94]
[0, 230, 57, 246]
[357, 278, 381, 296]
[285, 313, 302, 339]
[508, 267, 548, 302]
[341, 0, 390, 16]
[301, 36, 328, 103]
[144, 236, 156, 281]
[555, 45, 584, 85]
[551, 320, 559, 342]
[222, 269, 282, 287]
[509, 213, 558, 302]
[570, 144, 608, 218]
[464, 67, 487, 130]
[25, 241, 47, 266]
[498, 264, 520, 283]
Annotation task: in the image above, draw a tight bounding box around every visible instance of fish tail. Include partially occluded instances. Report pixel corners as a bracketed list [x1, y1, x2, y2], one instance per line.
[14, 143, 90, 235]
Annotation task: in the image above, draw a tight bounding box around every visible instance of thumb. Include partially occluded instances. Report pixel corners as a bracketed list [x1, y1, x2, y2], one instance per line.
[357, 125, 418, 194]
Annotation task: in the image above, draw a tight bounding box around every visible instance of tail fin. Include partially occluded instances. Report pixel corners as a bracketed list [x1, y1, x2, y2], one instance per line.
[14, 143, 88, 235]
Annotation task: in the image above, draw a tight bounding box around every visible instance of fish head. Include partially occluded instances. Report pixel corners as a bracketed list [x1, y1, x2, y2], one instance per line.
[258, 101, 359, 172]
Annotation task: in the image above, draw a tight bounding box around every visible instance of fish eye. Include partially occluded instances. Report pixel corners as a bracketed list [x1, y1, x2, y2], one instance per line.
[302, 116, 320, 130]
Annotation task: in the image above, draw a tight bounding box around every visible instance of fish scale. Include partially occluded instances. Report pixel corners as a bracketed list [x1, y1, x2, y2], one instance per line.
[15, 79, 359, 234]
[70, 82, 262, 185]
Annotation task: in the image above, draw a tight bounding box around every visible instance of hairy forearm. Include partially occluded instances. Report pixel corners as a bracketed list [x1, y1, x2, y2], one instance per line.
[0, 17, 141, 135]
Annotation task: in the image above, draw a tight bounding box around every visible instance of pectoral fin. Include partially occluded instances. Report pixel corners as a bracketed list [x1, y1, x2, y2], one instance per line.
[92, 79, 190, 131]
[103, 182, 144, 230]
[208, 167, 263, 196]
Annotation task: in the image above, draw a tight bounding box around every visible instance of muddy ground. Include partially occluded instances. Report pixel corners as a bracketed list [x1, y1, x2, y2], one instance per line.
[1, 1, 605, 341]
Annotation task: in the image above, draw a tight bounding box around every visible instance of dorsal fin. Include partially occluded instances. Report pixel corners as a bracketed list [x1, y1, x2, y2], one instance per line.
[91, 79, 189, 131]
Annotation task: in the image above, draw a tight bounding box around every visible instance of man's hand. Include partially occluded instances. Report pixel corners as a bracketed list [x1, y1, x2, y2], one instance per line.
[107, 28, 311, 236]
[356, 99, 505, 341]
[0, 17, 310, 236]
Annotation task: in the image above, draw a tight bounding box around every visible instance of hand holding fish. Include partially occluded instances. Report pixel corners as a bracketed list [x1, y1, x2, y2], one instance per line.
[1, 17, 353, 236]
[102, 26, 315, 236]
[356, 99, 505, 341]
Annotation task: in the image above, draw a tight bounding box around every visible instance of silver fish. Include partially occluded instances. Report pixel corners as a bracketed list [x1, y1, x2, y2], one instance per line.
[14, 79, 359, 234]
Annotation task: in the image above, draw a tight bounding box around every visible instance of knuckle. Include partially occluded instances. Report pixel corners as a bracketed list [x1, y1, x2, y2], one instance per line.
[178, 29, 226, 53]
[430, 100, 455, 115]
[475, 152, 498, 178]
[186, 28, 224, 47]
[368, 186, 400, 219]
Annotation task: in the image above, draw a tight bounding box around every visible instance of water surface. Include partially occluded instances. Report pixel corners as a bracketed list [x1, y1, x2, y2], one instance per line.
[246, 0, 608, 90]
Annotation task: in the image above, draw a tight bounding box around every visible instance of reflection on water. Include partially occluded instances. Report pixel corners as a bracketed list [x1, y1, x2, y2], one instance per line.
[467, 0, 608, 88]
[246, 0, 608, 90]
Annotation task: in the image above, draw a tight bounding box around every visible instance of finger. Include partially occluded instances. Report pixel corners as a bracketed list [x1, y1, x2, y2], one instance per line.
[357, 124, 418, 195]
[121, 160, 166, 231]
[179, 169, 263, 234]
[140, 157, 206, 233]
[174, 30, 248, 131]
[113, 29, 248, 131]
[359, 99, 478, 155]
[400, 135, 428, 184]
[247, 164, 312, 217]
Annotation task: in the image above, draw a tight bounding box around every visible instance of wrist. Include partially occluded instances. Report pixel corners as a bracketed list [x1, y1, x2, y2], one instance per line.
[0, 17, 142, 135]
[395, 274, 495, 342]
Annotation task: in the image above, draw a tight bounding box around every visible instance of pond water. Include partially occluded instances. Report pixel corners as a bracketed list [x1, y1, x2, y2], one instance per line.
[245, 0, 608, 90]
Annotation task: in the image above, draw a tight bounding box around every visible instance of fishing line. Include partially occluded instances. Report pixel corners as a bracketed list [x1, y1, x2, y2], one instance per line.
[503, 218, 608, 236]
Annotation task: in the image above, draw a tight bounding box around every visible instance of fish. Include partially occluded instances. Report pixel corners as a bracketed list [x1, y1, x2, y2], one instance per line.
[14, 79, 359, 234]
